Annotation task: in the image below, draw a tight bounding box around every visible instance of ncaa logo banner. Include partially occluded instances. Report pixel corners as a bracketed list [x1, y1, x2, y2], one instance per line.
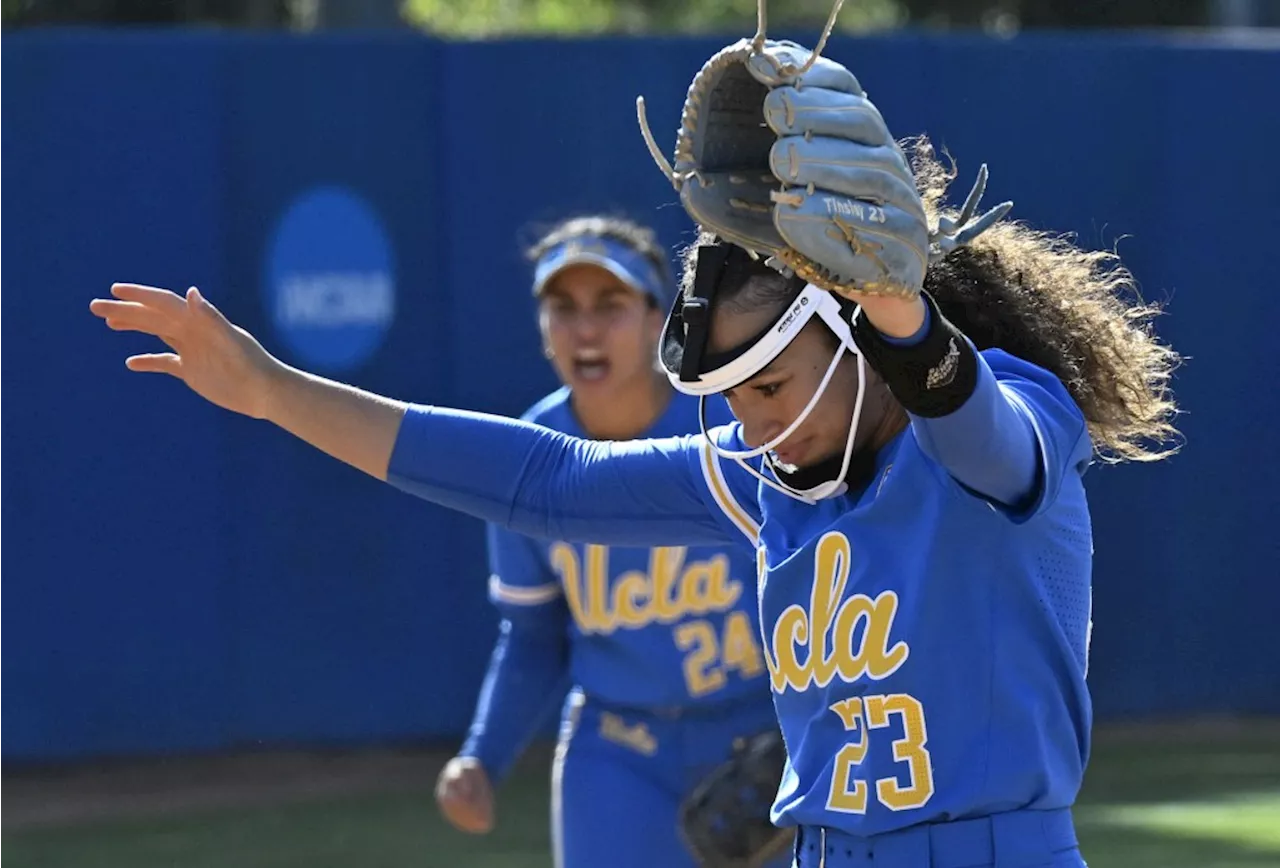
[265, 186, 396, 372]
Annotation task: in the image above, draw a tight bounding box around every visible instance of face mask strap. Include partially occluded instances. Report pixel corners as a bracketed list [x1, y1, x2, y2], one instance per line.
[728, 351, 867, 504]
[668, 277, 871, 504]
[699, 342, 846, 461]
[700, 299, 869, 504]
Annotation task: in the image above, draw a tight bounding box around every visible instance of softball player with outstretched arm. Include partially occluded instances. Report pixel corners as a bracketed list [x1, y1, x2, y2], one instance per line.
[92, 40, 1179, 868]
[432, 215, 788, 868]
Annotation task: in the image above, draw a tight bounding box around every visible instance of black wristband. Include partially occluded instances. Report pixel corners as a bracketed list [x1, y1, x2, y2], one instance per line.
[850, 292, 978, 418]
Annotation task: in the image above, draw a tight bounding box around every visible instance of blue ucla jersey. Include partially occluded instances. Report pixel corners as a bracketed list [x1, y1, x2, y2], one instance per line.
[711, 350, 1090, 834]
[487, 387, 771, 710]
[738, 355, 1094, 834]
[389, 348, 1095, 838]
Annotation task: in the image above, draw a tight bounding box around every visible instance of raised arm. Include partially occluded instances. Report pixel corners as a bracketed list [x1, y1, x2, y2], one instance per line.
[858, 293, 1089, 516]
[91, 284, 741, 546]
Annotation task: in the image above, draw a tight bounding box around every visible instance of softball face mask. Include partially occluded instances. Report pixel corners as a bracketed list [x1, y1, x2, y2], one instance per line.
[659, 243, 867, 505]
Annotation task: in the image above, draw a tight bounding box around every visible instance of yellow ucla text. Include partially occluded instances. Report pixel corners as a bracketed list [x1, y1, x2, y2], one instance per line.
[764, 531, 910, 694]
[550, 544, 744, 635]
[598, 712, 659, 756]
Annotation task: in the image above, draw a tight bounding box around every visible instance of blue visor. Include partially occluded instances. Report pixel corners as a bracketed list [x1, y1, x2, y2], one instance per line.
[532, 235, 670, 308]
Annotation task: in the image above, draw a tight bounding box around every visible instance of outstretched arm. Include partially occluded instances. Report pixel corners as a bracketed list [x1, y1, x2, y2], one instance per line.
[92, 284, 407, 479]
[91, 284, 741, 546]
[387, 406, 731, 545]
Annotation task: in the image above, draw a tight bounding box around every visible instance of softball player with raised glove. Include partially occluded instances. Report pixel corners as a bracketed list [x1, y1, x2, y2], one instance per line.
[432, 215, 791, 868]
[92, 26, 1180, 868]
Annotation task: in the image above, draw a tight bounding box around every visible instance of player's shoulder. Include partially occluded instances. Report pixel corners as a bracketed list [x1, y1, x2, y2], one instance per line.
[520, 386, 576, 428]
[704, 419, 748, 452]
[975, 347, 1094, 507]
[690, 421, 764, 540]
[979, 348, 1085, 426]
[675, 408, 748, 456]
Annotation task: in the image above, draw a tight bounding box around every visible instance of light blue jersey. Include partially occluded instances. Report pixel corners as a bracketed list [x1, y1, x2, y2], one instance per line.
[389, 347, 1093, 850]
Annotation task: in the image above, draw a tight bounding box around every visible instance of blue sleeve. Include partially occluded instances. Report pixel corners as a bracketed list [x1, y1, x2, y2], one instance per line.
[460, 615, 570, 784]
[460, 525, 571, 783]
[910, 348, 1091, 519]
[485, 522, 562, 607]
[386, 406, 742, 547]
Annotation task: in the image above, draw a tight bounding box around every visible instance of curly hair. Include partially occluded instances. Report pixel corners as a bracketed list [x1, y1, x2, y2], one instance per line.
[679, 137, 1182, 464]
[908, 137, 1180, 462]
[524, 214, 674, 300]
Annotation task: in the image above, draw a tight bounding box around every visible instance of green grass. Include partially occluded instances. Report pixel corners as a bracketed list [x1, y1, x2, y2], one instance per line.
[5, 722, 1280, 868]
[1071, 722, 1280, 868]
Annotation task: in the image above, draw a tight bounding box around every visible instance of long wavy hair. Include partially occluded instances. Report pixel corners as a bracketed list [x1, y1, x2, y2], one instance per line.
[679, 137, 1182, 463]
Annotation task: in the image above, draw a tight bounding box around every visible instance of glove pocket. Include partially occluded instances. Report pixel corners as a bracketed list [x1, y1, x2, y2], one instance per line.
[681, 175, 788, 259]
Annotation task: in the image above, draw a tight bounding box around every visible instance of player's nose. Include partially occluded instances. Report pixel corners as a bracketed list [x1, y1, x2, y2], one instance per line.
[737, 410, 782, 450]
[571, 308, 606, 341]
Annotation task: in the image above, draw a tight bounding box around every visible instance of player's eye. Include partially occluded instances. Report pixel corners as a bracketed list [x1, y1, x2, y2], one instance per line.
[600, 292, 635, 312]
[753, 381, 783, 398]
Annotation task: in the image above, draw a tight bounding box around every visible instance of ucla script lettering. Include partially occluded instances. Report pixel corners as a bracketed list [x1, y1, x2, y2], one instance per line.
[764, 531, 910, 693]
[550, 544, 744, 634]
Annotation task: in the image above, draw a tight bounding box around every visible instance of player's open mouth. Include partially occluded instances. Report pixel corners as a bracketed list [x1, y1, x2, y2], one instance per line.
[573, 350, 610, 383]
[772, 438, 810, 469]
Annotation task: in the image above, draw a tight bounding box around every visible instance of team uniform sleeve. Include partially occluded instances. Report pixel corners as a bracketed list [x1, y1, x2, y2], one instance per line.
[860, 298, 1090, 520]
[910, 349, 1091, 521]
[387, 405, 757, 548]
[460, 616, 570, 784]
[697, 424, 766, 549]
[486, 523, 563, 610]
[459, 524, 571, 784]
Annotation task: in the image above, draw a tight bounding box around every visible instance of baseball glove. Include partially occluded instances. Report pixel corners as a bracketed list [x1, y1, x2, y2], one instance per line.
[678, 728, 794, 868]
[636, 0, 1011, 300]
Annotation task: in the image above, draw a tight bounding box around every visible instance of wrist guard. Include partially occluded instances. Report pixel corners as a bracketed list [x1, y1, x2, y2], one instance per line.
[851, 292, 978, 418]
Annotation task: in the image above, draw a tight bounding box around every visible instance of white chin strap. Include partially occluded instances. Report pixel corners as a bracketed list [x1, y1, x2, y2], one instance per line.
[670, 284, 867, 505]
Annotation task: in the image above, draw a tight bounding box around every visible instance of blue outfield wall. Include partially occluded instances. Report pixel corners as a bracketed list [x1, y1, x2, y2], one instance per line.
[2, 28, 1278, 762]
